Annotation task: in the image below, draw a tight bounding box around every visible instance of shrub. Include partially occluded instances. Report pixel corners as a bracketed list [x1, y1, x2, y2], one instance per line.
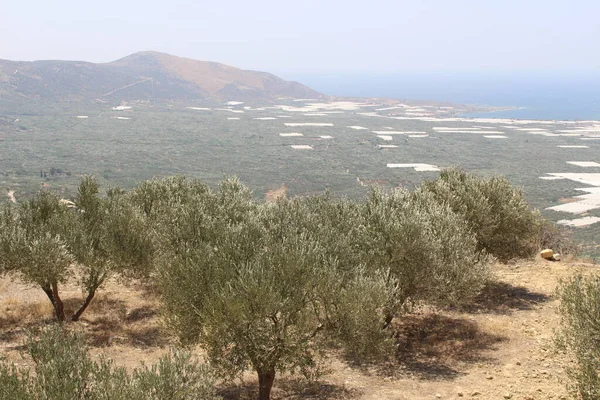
[361, 187, 491, 324]
[557, 274, 600, 399]
[420, 167, 540, 261]
[0, 326, 219, 400]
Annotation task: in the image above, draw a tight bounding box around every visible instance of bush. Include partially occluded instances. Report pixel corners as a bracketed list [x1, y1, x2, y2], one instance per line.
[421, 167, 540, 262]
[0, 326, 220, 400]
[361, 187, 491, 320]
[557, 275, 600, 399]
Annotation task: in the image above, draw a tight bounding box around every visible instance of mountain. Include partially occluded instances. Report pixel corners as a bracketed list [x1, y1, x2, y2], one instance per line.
[0, 51, 321, 102]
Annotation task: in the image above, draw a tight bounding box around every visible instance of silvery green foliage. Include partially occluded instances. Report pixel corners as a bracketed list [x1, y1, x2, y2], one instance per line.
[0, 177, 154, 321]
[150, 181, 396, 399]
[0, 326, 220, 400]
[557, 275, 600, 400]
[421, 167, 540, 261]
[361, 187, 491, 311]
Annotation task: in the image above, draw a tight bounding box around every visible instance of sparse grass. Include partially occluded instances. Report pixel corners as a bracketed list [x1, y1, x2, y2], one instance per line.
[0, 297, 53, 328]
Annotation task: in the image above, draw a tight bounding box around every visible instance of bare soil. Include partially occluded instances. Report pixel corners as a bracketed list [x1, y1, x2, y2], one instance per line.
[1, 258, 598, 399]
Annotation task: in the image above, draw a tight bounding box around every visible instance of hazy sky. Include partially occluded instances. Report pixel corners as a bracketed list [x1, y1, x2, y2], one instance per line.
[2, 0, 598, 74]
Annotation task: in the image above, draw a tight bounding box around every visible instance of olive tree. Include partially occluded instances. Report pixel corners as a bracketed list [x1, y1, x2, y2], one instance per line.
[0, 190, 74, 321]
[420, 167, 540, 261]
[154, 183, 395, 400]
[0, 177, 153, 322]
[360, 187, 491, 327]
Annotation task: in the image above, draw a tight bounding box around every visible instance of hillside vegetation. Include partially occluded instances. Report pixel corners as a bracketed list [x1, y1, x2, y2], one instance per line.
[0, 51, 321, 101]
[1, 169, 592, 400]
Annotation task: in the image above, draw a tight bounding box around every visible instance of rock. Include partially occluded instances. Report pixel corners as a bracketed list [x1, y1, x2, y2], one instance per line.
[436, 394, 441, 399]
[486, 375, 494, 380]
[503, 394, 513, 399]
[540, 248, 554, 259]
[471, 391, 481, 397]
[516, 361, 521, 365]
[457, 392, 464, 397]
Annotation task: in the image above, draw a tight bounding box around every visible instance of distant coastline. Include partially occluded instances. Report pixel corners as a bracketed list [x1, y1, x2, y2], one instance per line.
[290, 72, 600, 121]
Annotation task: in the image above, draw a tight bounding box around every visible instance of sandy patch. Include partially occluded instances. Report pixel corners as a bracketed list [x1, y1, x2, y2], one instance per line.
[387, 163, 441, 172]
[404, 112, 433, 116]
[112, 106, 132, 111]
[278, 101, 368, 113]
[408, 134, 429, 138]
[557, 216, 600, 227]
[254, 117, 277, 120]
[76, 116, 89, 119]
[545, 173, 600, 214]
[226, 101, 244, 106]
[377, 135, 393, 141]
[376, 106, 405, 111]
[558, 129, 600, 133]
[433, 127, 481, 131]
[279, 133, 304, 137]
[440, 130, 505, 134]
[558, 145, 589, 148]
[484, 135, 508, 139]
[113, 117, 131, 120]
[290, 145, 313, 150]
[186, 107, 210, 111]
[547, 201, 600, 214]
[284, 123, 334, 127]
[6, 191, 16, 203]
[303, 113, 327, 116]
[264, 185, 287, 202]
[215, 108, 244, 113]
[319, 135, 333, 139]
[347, 126, 368, 130]
[539, 176, 565, 181]
[277, 116, 291, 118]
[379, 145, 398, 148]
[227, 117, 240, 120]
[373, 131, 426, 135]
[567, 162, 600, 168]
[547, 173, 600, 186]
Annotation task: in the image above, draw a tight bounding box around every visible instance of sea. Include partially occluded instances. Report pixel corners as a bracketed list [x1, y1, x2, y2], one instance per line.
[289, 72, 600, 121]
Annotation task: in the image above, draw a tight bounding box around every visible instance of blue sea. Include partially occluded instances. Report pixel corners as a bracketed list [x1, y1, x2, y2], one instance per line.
[289, 72, 600, 121]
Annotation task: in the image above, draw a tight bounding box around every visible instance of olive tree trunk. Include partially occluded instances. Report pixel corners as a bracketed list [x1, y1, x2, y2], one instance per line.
[42, 282, 65, 322]
[257, 367, 276, 400]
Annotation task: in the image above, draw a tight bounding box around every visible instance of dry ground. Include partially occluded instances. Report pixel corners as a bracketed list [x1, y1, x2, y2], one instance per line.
[1, 258, 598, 400]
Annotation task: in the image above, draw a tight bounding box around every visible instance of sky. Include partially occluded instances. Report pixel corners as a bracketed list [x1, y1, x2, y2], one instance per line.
[2, 0, 599, 75]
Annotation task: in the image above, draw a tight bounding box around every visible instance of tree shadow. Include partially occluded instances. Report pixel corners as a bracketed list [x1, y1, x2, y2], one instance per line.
[455, 281, 551, 315]
[218, 378, 360, 400]
[78, 297, 168, 348]
[125, 306, 157, 322]
[377, 313, 506, 380]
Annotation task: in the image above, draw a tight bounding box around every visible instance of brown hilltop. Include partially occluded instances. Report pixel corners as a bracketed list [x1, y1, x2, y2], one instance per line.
[0, 51, 322, 102]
